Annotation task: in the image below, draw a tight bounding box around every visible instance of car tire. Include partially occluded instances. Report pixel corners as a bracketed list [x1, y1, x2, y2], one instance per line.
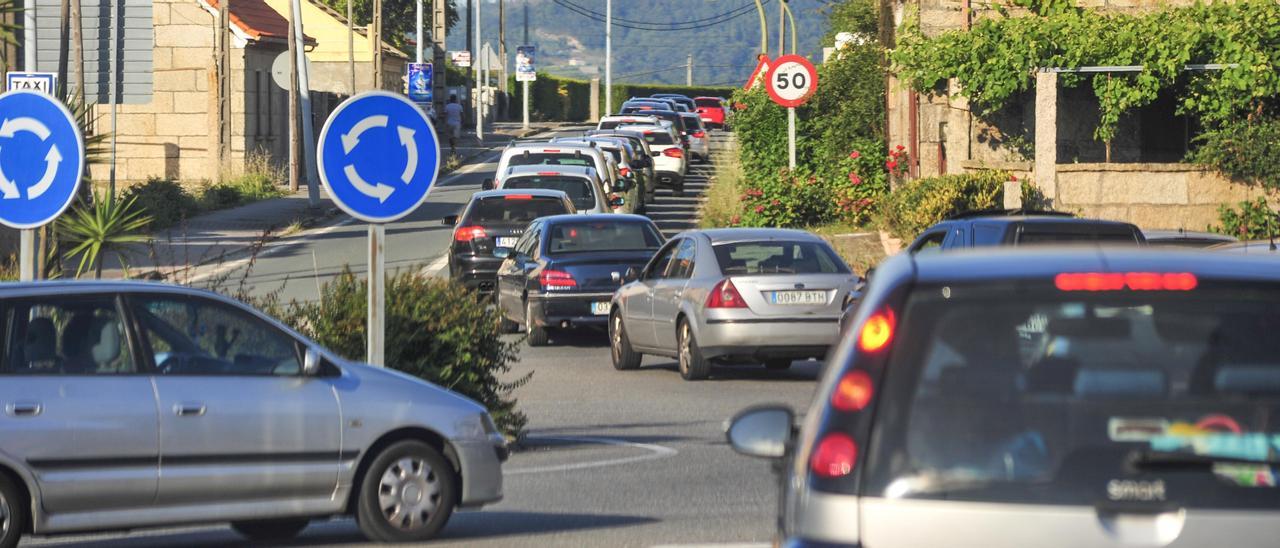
[674, 181, 686, 198]
[231, 518, 310, 542]
[499, 315, 521, 334]
[0, 473, 25, 548]
[526, 301, 549, 347]
[355, 440, 458, 543]
[611, 311, 642, 371]
[677, 319, 710, 381]
[764, 359, 793, 370]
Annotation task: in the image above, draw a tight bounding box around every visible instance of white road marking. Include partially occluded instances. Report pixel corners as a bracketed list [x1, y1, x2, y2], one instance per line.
[506, 436, 678, 475]
[421, 253, 450, 278]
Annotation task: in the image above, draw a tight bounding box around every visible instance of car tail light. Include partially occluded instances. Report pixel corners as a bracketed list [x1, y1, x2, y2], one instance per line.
[543, 149, 561, 153]
[693, 130, 706, 138]
[619, 167, 631, 177]
[504, 194, 533, 200]
[831, 370, 874, 412]
[1055, 272, 1197, 292]
[454, 226, 487, 242]
[540, 269, 577, 290]
[706, 278, 747, 309]
[537, 171, 560, 176]
[857, 309, 895, 352]
[663, 148, 684, 158]
[811, 433, 857, 479]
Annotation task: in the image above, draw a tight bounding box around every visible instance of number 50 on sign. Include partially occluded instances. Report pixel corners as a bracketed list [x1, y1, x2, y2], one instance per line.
[766, 55, 817, 108]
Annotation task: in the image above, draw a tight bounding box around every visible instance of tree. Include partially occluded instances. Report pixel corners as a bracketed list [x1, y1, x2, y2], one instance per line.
[320, 0, 460, 50]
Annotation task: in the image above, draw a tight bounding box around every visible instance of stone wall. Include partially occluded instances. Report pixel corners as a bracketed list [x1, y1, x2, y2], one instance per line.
[1055, 163, 1277, 230]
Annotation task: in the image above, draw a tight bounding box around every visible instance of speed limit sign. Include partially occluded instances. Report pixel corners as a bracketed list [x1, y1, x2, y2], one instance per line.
[766, 54, 818, 108]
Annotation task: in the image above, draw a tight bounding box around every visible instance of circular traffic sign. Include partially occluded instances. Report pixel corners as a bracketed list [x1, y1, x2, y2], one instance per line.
[0, 89, 85, 229]
[766, 54, 818, 108]
[318, 91, 442, 224]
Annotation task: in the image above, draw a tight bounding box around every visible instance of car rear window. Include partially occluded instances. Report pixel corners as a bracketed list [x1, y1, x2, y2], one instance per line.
[508, 153, 594, 169]
[695, 98, 721, 108]
[865, 280, 1280, 508]
[465, 196, 570, 225]
[546, 221, 663, 254]
[681, 116, 704, 130]
[1016, 224, 1141, 245]
[712, 241, 848, 275]
[504, 176, 595, 211]
[640, 131, 675, 146]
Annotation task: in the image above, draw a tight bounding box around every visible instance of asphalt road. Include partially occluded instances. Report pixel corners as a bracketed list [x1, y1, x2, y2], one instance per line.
[23, 131, 823, 548]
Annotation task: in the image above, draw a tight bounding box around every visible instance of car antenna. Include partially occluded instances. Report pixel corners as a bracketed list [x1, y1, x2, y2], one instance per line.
[1270, 208, 1277, 251]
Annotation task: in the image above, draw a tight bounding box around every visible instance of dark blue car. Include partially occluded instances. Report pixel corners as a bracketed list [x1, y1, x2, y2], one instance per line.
[494, 214, 666, 346]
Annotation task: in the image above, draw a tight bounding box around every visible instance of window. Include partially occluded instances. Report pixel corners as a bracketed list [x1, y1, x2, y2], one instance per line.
[695, 98, 722, 108]
[467, 196, 571, 225]
[2, 296, 136, 375]
[640, 131, 675, 145]
[546, 221, 663, 254]
[507, 153, 594, 169]
[668, 238, 697, 279]
[515, 222, 541, 257]
[132, 296, 301, 376]
[911, 231, 948, 254]
[504, 176, 597, 211]
[645, 241, 680, 280]
[713, 241, 848, 275]
[973, 224, 1006, 246]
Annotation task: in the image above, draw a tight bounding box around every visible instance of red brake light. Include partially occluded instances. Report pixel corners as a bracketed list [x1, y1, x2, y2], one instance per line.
[543, 149, 560, 153]
[831, 370, 874, 412]
[619, 167, 631, 177]
[693, 130, 706, 138]
[454, 226, 487, 242]
[537, 171, 560, 176]
[706, 278, 747, 308]
[504, 194, 533, 200]
[1055, 272, 1197, 292]
[811, 433, 857, 479]
[539, 269, 577, 290]
[663, 148, 684, 158]
[858, 310, 895, 353]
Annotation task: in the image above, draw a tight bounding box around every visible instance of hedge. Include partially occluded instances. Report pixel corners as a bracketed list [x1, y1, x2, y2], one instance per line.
[877, 171, 1045, 241]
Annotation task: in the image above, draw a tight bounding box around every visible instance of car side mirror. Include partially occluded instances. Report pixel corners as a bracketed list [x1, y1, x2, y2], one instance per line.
[609, 196, 626, 208]
[726, 405, 794, 459]
[864, 266, 876, 280]
[303, 348, 321, 376]
[481, 178, 495, 191]
[624, 266, 639, 283]
[494, 247, 511, 259]
[442, 214, 459, 226]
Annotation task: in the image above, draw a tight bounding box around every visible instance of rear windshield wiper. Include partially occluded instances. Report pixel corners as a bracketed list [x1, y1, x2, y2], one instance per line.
[1128, 450, 1280, 470]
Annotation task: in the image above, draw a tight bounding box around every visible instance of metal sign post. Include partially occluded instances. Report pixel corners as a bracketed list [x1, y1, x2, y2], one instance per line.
[317, 91, 443, 366]
[765, 54, 818, 171]
[0, 90, 87, 280]
[516, 46, 536, 130]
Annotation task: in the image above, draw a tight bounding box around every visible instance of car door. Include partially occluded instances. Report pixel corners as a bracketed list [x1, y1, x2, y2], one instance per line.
[130, 294, 342, 506]
[0, 293, 159, 514]
[909, 229, 948, 255]
[652, 238, 697, 351]
[624, 240, 679, 349]
[498, 221, 540, 320]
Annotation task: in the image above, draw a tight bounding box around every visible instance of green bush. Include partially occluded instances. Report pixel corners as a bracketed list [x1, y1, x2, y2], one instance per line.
[198, 183, 245, 211]
[279, 268, 529, 437]
[1189, 115, 1280, 192]
[878, 171, 1044, 240]
[1213, 197, 1279, 240]
[121, 177, 199, 229]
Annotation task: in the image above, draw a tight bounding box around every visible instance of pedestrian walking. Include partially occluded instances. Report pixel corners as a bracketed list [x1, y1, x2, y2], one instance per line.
[444, 94, 464, 155]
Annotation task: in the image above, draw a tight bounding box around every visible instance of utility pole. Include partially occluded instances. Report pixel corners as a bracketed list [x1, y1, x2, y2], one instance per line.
[372, 0, 383, 89]
[416, 0, 423, 63]
[604, 0, 611, 114]
[347, 0, 355, 93]
[523, 0, 529, 44]
[474, 0, 483, 140]
[777, 0, 784, 57]
[288, 0, 301, 192]
[433, 0, 447, 116]
[686, 54, 692, 86]
[499, 0, 507, 120]
[215, 0, 231, 174]
[752, 0, 767, 56]
[292, 0, 320, 206]
[783, 0, 797, 54]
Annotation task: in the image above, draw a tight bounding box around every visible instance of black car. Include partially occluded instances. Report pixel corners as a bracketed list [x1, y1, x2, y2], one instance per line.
[495, 214, 665, 346]
[444, 189, 576, 294]
[906, 210, 1146, 253]
[650, 94, 697, 112]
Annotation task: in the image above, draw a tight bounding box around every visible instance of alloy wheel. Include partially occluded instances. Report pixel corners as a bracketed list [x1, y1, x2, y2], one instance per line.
[612, 314, 624, 362]
[0, 486, 9, 538]
[679, 323, 691, 375]
[378, 456, 442, 532]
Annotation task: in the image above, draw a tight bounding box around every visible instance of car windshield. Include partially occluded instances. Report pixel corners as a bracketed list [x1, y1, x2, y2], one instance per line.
[713, 241, 849, 275]
[695, 98, 721, 108]
[467, 196, 569, 225]
[546, 221, 663, 254]
[866, 281, 1280, 508]
[508, 152, 594, 169]
[504, 176, 595, 211]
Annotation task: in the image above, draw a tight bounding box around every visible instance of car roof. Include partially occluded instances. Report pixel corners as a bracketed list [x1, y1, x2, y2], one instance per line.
[908, 247, 1280, 286]
[601, 114, 657, 121]
[1143, 229, 1236, 242]
[538, 213, 655, 226]
[940, 215, 1139, 228]
[505, 142, 598, 153]
[504, 164, 596, 178]
[1207, 240, 1280, 253]
[553, 138, 622, 149]
[678, 228, 826, 244]
[0, 280, 219, 298]
[471, 188, 569, 200]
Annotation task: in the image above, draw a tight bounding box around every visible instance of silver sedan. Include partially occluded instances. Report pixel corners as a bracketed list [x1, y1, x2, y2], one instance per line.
[609, 229, 860, 380]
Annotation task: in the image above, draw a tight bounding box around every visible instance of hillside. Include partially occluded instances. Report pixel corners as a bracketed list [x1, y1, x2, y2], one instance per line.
[446, 0, 835, 87]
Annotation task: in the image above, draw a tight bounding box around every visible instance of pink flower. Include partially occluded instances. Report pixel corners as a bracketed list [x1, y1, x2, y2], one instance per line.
[754, 205, 766, 214]
[848, 172, 862, 185]
[771, 199, 781, 206]
[730, 215, 741, 225]
[1010, 174, 1019, 182]
[849, 150, 861, 159]
[886, 160, 898, 171]
[896, 144, 906, 151]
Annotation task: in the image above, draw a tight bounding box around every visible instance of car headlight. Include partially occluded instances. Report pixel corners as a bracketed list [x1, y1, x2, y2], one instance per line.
[454, 414, 488, 441]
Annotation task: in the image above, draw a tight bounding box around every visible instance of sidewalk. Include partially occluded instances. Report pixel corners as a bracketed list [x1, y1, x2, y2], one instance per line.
[111, 122, 564, 281]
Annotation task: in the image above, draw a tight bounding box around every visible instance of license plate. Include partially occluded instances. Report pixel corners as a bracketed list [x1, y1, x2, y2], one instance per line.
[768, 290, 827, 305]
[591, 302, 611, 315]
[495, 237, 517, 248]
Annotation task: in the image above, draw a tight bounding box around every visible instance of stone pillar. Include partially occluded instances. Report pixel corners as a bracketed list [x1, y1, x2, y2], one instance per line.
[1034, 70, 1058, 207]
[589, 78, 600, 123]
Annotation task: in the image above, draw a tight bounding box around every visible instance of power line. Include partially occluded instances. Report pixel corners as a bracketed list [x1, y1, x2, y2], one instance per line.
[560, 0, 764, 26]
[550, 0, 771, 31]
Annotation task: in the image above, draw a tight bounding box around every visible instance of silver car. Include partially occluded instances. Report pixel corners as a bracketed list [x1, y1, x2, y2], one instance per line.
[0, 282, 506, 547]
[609, 229, 859, 380]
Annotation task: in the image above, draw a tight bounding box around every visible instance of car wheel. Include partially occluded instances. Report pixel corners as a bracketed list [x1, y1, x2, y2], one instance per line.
[677, 319, 710, 381]
[764, 359, 793, 370]
[674, 181, 685, 198]
[356, 440, 458, 543]
[231, 518, 310, 542]
[611, 311, 642, 370]
[0, 473, 25, 548]
[526, 301, 549, 347]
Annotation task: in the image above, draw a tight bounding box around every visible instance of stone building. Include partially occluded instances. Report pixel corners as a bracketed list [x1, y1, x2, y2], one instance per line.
[884, 0, 1274, 230]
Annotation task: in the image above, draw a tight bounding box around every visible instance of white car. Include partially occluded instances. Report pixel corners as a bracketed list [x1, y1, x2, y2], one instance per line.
[612, 124, 687, 196]
[498, 165, 619, 215]
[490, 143, 619, 193]
[598, 114, 661, 131]
[679, 113, 710, 163]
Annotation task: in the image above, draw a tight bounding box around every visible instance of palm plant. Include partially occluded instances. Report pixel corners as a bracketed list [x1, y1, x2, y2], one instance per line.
[59, 191, 152, 279]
